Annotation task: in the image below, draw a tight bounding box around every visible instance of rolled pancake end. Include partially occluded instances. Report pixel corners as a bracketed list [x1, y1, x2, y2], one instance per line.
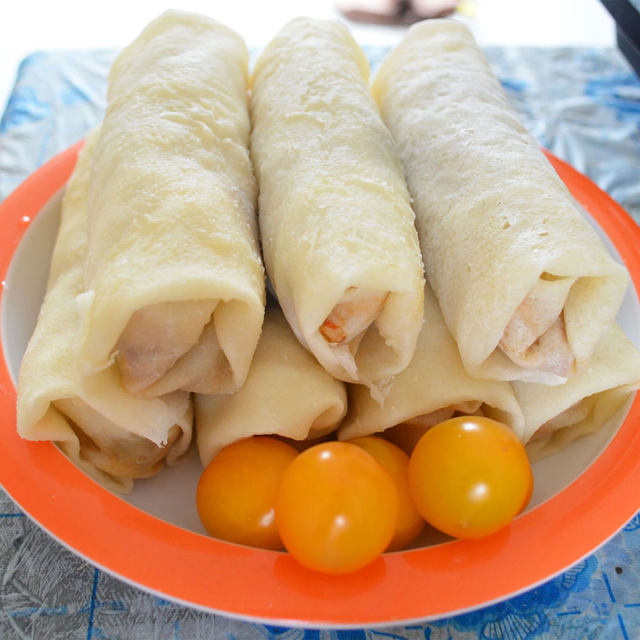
[372, 19, 629, 384]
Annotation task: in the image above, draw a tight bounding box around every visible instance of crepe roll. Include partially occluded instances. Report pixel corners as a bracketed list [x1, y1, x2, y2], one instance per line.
[78, 11, 264, 397]
[515, 325, 640, 460]
[250, 18, 425, 399]
[195, 307, 347, 466]
[17, 131, 193, 494]
[372, 20, 629, 384]
[338, 285, 524, 452]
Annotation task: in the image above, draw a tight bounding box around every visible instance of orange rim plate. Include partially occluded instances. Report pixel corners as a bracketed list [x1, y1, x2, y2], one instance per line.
[0, 144, 639, 627]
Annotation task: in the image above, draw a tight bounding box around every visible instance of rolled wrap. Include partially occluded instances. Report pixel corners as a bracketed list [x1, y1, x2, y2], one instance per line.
[250, 18, 425, 400]
[338, 285, 524, 452]
[79, 10, 265, 397]
[195, 308, 347, 466]
[372, 20, 629, 384]
[17, 130, 193, 493]
[515, 325, 640, 460]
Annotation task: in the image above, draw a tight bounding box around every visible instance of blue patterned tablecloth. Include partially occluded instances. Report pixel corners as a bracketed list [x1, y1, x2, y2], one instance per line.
[1, 46, 640, 640]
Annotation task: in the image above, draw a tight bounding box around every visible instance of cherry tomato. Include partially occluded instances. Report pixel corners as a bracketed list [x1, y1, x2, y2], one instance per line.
[196, 436, 298, 550]
[276, 441, 398, 574]
[408, 416, 533, 539]
[348, 436, 424, 551]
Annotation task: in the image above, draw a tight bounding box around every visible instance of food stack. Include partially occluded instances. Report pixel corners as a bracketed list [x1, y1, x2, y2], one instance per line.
[16, 12, 640, 500]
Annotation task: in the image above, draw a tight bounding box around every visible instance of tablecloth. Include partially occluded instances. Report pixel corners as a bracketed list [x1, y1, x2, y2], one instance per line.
[1, 44, 640, 640]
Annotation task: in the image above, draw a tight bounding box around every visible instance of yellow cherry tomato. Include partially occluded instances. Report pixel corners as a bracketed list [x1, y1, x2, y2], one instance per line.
[348, 436, 424, 551]
[276, 441, 398, 574]
[408, 417, 533, 539]
[196, 436, 298, 550]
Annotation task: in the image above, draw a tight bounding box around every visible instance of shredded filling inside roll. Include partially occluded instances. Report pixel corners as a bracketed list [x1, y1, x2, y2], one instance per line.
[319, 288, 388, 345]
[116, 299, 231, 395]
[54, 398, 180, 478]
[136, 319, 234, 397]
[499, 273, 576, 376]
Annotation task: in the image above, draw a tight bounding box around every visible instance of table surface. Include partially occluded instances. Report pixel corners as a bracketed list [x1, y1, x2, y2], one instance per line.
[1, 44, 640, 640]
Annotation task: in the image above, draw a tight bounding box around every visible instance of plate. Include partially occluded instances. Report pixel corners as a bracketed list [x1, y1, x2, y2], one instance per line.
[1, 143, 640, 627]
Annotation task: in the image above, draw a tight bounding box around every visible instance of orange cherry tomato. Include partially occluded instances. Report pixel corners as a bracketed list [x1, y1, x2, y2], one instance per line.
[348, 436, 424, 551]
[408, 417, 533, 539]
[276, 441, 398, 574]
[196, 436, 298, 550]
